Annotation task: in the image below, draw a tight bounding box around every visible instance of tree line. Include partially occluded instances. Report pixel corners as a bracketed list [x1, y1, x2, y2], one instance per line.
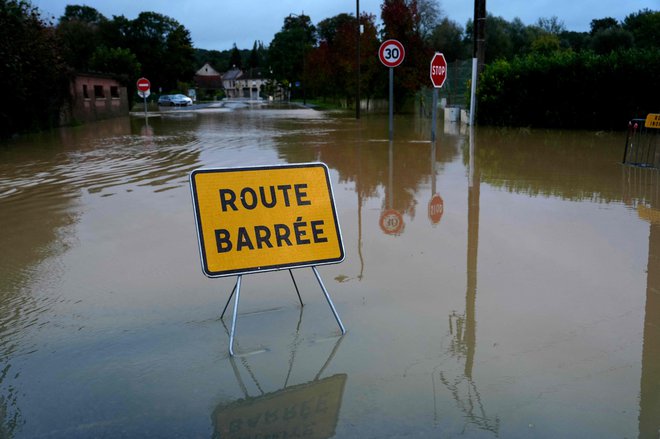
[2, 0, 659, 138]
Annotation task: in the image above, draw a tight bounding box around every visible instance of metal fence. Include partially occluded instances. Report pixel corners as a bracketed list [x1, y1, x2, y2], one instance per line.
[417, 59, 472, 117]
[622, 119, 660, 168]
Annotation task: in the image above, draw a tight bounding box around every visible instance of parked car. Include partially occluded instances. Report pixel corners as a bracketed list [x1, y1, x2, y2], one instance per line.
[158, 94, 193, 106]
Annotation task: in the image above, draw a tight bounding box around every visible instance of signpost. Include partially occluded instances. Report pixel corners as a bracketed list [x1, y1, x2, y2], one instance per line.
[190, 163, 346, 355]
[136, 77, 150, 117]
[429, 53, 447, 141]
[379, 39, 405, 141]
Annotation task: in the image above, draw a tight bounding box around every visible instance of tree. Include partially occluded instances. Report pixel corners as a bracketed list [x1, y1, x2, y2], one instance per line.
[56, 5, 107, 70]
[530, 33, 561, 55]
[89, 46, 141, 80]
[0, 0, 69, 137]
[590, 17, 619, 35]
[590, 27, 634, 54]
[247, 40, 264, 69]
[623, 9, 660, 49]
[268, 13, 316, 93]
[125, 12, 195, 91]
[381, 0, 432, 105]
[228, 43, 242, 69]
[428, 17, 468, 61]
[317, 13, 354, 44]
[416, 0, 442, 41]
[536, 16, 566, 35]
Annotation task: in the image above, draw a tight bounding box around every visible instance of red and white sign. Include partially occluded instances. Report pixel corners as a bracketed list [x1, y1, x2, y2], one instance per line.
[428, 194, 444, 225]
[380, 209, 404, 235]
[379, 39, 405, 68]
[136, 77, 151, 92]
[430, 53, 447, 88]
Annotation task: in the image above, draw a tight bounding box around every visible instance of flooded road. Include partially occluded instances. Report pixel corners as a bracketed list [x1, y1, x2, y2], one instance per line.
[0, 104, 659, 438]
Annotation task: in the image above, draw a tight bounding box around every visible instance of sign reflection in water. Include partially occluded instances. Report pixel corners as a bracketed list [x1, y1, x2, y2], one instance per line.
[214, 313, 346, 439]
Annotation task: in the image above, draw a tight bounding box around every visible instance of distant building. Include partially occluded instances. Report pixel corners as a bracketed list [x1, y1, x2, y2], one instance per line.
[222, 67, 268, 100]
[61, 73, 129, 125]
[194, 63, 223, 98]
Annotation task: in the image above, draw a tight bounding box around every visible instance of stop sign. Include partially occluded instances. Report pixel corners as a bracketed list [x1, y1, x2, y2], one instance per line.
[428, 193, 444, 224]
[430, 53, 447, 88]
[136, 77, 151, 92]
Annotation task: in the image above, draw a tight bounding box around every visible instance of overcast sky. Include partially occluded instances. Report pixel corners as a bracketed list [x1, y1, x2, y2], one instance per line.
[33, 0, 658, 51]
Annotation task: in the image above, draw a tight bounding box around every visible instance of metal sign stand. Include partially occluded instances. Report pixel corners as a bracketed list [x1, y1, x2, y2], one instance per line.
[220, 267, 346, 356]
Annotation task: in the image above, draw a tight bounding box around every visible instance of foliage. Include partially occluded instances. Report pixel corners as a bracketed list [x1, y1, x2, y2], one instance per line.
[228, 43, 242, 69]
[268, 13, 316, 95]
[427, 17, 469, 61]
[0, 0, 69, 138]
[89, 46, 141, 84]
[56, 5, 107, 71]
[477, 48, 660, 129]
[57, 7, 195, 93]
[623, 9, 660, 49]
[306, 12, 383, 104]
[380, 0, 432, 108]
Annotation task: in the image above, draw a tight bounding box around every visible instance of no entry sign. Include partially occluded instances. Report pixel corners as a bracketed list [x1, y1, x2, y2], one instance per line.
[136, 77, 150, 92]
[379, 39, 405, 68]
[190, 163, 344, 277]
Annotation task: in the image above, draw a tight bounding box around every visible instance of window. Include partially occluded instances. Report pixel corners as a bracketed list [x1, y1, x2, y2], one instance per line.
[82, 84, 89, 99]
[94, 85, 104, 98]
[110, 86, 119, 98]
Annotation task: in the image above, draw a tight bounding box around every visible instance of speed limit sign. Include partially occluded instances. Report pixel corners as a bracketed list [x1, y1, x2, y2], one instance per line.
[379, 39, 405, 68]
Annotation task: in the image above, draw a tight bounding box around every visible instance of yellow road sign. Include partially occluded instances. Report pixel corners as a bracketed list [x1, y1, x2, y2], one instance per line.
[645, 114, 660, 129]
[190, 163, 344, 277]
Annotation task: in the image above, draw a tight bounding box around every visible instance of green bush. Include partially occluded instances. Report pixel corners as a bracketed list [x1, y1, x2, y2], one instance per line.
[477, 48, 660, 129]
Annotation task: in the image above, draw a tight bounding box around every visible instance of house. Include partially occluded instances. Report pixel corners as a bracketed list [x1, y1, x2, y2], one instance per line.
[61, 73, 129, 125]
[222, 67, 269, 100]
[194, 63, 223, 98]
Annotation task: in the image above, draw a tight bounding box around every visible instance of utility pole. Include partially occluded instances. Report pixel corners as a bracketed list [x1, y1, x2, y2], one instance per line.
[469, 0, 486, 125]
[356, 0, 361, 119]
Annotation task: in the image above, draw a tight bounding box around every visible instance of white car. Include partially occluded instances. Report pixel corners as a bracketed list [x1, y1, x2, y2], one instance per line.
[158, 94, 193, 106]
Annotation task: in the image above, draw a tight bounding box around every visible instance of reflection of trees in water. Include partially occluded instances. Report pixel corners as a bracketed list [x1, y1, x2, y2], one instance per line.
[469, 128, 626, 203]
[0, 116, 203, 437]
[274, 116, 461, 217]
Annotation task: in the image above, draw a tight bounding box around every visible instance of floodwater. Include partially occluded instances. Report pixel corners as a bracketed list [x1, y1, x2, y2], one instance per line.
[0, 104, 659, 438]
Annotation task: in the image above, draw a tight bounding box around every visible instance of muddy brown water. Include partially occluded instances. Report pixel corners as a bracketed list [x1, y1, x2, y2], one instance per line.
[0, 104, 659, 438]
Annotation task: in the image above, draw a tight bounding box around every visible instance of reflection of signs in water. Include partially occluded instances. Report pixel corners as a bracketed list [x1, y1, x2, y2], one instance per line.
[213, 374, 347, 439]
[380, 209, 404, 235]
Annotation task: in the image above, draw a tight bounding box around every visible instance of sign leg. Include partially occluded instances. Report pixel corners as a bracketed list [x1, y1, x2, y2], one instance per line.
[220, 279, 238, 319]
[312, 266, 346, 334]
[229, 275, 243, 356]
[431, 88, 438, 142]
[289, 269, 304, 307]
[389, 67, 394, 141]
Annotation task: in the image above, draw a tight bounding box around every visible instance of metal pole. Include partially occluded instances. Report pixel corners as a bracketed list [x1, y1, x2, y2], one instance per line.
[143, 95, 147, 118]
[228, 275, 243, 356]
[431, 88, 438, 141]
[312, 266, 346, 334]
[389, 67, 394, 141]
[289, 269, 304, 307]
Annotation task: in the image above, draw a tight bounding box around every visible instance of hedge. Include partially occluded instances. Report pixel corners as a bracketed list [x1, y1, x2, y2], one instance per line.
[476, 49, 660, 130]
